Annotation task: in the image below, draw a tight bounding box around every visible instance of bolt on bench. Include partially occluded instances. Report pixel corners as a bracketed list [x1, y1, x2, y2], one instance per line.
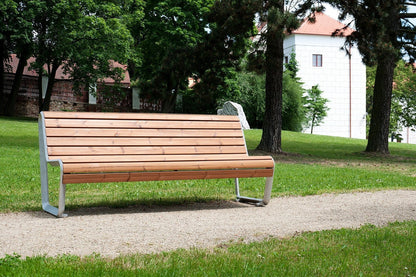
[39, 112, 275, 217]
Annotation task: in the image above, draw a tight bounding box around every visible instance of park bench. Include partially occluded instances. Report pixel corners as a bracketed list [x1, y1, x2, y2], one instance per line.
[39, 111, 274, 217]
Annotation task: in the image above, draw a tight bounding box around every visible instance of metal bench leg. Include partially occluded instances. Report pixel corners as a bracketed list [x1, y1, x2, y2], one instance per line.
[40, 160, 67, 218]
[39, 113, 67, 218]
[235, 175, 273, 206]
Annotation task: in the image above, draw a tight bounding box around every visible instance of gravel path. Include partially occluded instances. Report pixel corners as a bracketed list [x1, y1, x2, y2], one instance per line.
[1, 190, 416, 258]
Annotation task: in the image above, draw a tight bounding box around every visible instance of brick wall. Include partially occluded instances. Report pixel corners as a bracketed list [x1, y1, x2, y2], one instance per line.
[3, 73, 162, 118]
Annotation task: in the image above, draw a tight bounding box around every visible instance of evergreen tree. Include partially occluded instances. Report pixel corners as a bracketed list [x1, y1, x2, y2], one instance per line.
[249, 0, 321, 153]
[327, 0, 416, 154]
[367, 60, 416, 138]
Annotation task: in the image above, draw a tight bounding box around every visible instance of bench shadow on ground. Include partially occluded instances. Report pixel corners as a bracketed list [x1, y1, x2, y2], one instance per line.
[33, 200, 254, 218]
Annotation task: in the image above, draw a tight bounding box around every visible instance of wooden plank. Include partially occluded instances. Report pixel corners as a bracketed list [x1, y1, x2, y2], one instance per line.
[44, 119, 242, 129]
[48, 154, 271, 163]
[43, 111, 239, 122]
[46, 137, 245, 147]
[63, 159, 275, 173]
[48, 145, 248, 156]
[50, 154, 252, 163]
[63, 169, 274, 184]
[45, 128, 243, 138]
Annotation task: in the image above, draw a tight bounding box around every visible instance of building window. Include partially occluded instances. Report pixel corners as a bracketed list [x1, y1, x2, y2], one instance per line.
[284, 56, 289, 64]
[312, 54, 322, 67]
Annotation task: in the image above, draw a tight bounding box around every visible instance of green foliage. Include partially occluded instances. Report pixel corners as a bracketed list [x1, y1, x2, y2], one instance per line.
[2, 0, 138, 112]
[218, 68, 305, 131]
[391, 60, 416, 130]
[286, 52, 299, 79]
[182, 0, 259, 114]
[328, 0, 416, 153]
[55, 1, 135, 95]
[303, 85, 329, 134]
[136, 0, 216, 112]
[330, 0, 414, 65]
[219, 69, 266, 128]
[366, 60, 416, 137]
[282, 71, 305, 132]
[0, 0, 35, 114]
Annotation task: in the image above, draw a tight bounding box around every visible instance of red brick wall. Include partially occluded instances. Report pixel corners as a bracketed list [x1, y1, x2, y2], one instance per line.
[3, 73, 162, 118]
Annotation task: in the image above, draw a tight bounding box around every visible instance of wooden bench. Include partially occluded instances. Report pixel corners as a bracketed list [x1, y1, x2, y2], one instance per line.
[39, 111, 274, 217]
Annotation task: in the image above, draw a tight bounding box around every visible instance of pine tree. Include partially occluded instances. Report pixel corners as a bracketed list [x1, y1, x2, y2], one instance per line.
[328, 0, 416, 154]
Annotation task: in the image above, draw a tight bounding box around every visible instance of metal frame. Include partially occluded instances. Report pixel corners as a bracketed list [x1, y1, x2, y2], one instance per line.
[235, 122, 274, 206]
[235, 174, 274, 206]
[39, 112, 67, 218]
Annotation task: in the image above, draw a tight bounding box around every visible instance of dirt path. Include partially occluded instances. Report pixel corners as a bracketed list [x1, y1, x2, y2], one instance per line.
[1, 190, 416, 258]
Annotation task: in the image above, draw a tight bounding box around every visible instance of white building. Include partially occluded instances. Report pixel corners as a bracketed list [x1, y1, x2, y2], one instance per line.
[283, 12, 367, 139]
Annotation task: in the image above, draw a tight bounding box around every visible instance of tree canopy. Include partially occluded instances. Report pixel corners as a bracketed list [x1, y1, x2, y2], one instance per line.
[1, 0, 138, 114]
[367, 60, 416, 137]
[244, 0, 320, 153]
[135, 0, 215, 112]
[0, 0, 34, 115]
[327, 0, 416, 153]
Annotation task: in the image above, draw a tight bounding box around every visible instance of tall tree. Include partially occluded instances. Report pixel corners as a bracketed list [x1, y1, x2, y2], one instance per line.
[190, 0, 260, 114]
[328, 0, 416, 154]
[250, 0, 321, 153]
[30, 0, 134, 112]
[367, 60, 416, 137]
[136, 0, 215, 112]
[0, 0, 16, 113]
[1, 0, 33, 115]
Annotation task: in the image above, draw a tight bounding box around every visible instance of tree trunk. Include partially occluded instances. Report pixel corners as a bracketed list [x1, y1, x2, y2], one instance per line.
[39, 63, 59, 112]
[5, 52, 29, 116]
[365, 55, 397, 154]
[0, 41, 6, 115]
[161, 89, 177, 113]
[257, 2, 284, 154]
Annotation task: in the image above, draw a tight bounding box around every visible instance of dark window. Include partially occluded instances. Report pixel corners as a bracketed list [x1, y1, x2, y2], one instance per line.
[312, 54, 322, 67]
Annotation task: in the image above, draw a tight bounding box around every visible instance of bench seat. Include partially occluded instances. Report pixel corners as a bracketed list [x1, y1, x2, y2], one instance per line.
[39, 111, 274, 217]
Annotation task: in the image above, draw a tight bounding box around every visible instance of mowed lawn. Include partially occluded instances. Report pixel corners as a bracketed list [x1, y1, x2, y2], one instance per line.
[1, 116, 416, 276]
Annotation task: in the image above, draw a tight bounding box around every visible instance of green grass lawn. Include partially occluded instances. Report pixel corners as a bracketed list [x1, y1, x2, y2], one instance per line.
[1, 116, 416, 276]
[1, 116, 415, 213]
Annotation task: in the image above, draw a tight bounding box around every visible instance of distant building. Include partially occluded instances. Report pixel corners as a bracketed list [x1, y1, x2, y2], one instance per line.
[2, 55, 161, 117]
[283, 12, 367, 139]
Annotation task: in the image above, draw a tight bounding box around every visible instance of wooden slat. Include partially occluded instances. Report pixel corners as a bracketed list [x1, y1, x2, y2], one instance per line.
[63, 169, 274, 184]
[43, 111, 239, 122]
[40, 112, 276, 186]
[45, 128, 243, 138]
[63, 159, 275, 174]
[48, 146, 248, 156]
[50, 154, 253, 163]
[44, 119, 241, 129]
[46, 137, 245, 147]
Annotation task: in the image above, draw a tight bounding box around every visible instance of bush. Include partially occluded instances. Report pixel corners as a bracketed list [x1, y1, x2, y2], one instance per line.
[220, 70, 305, 130]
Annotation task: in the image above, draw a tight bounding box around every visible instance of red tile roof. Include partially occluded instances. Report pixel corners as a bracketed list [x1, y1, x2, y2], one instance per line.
[292, 12, 353, 37]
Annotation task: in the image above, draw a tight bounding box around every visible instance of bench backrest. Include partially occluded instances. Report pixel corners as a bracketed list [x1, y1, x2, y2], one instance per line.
[40, 111, 249, 164]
